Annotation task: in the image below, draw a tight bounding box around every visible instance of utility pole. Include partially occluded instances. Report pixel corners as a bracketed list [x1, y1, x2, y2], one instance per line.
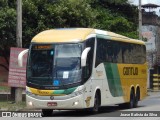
[17, 0, 22, 48]
[139, 0, 142, 40]
[16, 0, 22, 102]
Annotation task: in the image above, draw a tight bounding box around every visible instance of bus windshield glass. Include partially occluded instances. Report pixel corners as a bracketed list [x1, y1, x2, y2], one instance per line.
[27, 44, 82, 88]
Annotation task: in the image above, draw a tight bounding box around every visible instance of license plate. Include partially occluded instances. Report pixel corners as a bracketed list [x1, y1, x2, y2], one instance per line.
[47, 102, 57, 107]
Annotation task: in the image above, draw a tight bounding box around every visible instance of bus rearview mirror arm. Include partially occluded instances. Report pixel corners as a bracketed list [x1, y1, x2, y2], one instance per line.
[18, 49, 29, 67]
[81, 47, 91, 67]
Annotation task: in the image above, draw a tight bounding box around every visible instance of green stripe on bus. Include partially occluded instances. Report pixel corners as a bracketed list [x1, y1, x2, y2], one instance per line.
[104, 63, 123, 97]
[111, 63, 123, 96]
[53, 87, 77, 95]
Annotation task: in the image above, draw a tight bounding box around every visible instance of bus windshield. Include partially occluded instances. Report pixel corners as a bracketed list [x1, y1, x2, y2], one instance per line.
[27, 43, 82, 89]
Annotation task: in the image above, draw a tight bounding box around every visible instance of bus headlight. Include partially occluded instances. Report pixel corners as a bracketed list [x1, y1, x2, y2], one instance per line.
[73, 101, 79, 106]
[28, 101, 33, 106]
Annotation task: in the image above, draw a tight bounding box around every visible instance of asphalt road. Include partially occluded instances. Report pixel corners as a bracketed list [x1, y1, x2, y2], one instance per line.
[1, 91, 160, 120]
[46, 91, 160, 117]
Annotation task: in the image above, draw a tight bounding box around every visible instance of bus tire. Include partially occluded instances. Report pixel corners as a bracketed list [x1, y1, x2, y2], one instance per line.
[128, 89, 135, 108]
[90, 92, 100, 113]
[42, 109, 53, 117]
[120, 89, 135, 109]
[134, 88, 140, 108]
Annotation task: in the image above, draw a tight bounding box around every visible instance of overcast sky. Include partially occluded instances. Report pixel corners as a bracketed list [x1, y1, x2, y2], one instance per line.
[129, 0, 160, 15]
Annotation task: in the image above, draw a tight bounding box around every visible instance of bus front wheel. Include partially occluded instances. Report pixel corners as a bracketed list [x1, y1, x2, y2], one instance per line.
[90, 92, 100, 113]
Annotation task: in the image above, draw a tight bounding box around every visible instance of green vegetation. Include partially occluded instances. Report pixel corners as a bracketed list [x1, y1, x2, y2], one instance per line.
[0, 86, 10, 92]
[0, 0, 139, 66]
[0, 101, 26, 111]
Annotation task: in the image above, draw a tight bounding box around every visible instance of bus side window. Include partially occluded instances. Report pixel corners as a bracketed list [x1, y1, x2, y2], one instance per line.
[83, 38, 95, 81]
[96, 38, 106, 67]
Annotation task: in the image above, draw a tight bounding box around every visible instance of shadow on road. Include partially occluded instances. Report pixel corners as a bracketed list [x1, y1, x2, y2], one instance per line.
[47, 105, 146, 117]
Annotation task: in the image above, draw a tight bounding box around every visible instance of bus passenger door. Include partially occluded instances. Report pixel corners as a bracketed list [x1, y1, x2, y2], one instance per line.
[82, 37, 95, 108]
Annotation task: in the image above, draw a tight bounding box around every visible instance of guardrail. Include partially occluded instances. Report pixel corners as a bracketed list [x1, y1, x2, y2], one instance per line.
[152, 74, 160, 91]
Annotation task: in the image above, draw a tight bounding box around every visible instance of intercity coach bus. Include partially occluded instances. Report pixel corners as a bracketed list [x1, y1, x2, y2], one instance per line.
[18, 28, 147, 116]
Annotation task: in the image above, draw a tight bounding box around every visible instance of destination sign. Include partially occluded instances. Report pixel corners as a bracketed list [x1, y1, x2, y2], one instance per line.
[33, 45, 52, 50]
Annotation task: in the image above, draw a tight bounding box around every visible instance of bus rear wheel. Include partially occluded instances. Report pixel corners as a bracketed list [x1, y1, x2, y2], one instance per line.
[119, 89, 135, 109]
[126, 89, 135, 109]
[42, 109, 53, 117]
[134, 88, 140, 108]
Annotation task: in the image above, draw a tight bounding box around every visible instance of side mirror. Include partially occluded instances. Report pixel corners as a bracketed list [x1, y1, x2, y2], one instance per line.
[18, 49, 29, 67]
[81, 47, 91, 67]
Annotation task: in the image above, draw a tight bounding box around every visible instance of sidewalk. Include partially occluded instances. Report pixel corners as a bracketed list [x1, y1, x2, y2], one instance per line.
[147, 90, 160, 98]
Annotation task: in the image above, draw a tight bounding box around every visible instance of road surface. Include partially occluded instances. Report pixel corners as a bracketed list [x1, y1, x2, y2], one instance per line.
[1, 91, 160, 120]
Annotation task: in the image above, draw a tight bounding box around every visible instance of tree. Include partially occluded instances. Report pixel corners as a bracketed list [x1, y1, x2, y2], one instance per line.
[22, 0, 97, 47]
[0, 1, 16, 70]
[0, 0, 139, 51]
[92, 0, 139, 39]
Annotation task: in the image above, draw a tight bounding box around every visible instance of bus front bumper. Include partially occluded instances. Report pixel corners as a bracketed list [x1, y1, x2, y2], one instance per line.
[26, 94, 86, 110]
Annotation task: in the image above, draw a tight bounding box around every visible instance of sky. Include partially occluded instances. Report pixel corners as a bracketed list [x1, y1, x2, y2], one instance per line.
[129, 0, 160, 15]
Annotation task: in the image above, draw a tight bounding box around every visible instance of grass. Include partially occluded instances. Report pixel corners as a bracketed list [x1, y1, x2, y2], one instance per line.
[0, 86, 26, 111]
[0, 86, 10, 92]
[0, 101, 26, 111]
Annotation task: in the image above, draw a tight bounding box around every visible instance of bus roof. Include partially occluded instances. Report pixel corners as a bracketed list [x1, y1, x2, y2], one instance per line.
[31, 28, 145, 45]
